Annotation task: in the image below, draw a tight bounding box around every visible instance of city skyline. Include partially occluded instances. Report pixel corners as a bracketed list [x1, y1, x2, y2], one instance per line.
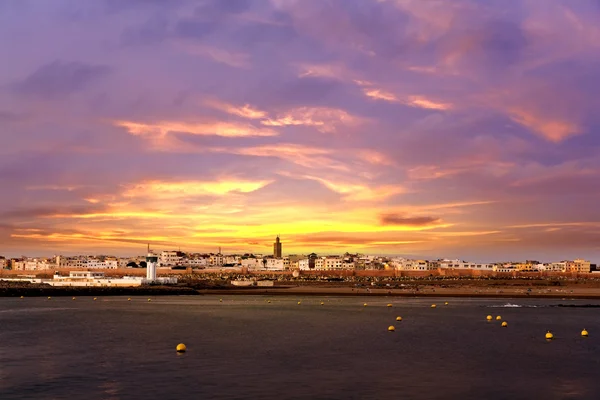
[1, 0, 600, 262]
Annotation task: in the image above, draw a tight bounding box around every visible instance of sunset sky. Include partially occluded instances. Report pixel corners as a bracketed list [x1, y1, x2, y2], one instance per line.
[1, 0, 600, 261]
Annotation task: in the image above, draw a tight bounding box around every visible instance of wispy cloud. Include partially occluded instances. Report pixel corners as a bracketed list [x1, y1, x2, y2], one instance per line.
[405, 96, 452, 110]
[508, 108, 580, 142]
[363, 88, 398, 102]
[204, 100, 268, 119]
[261, 107, 363, 133]
[176, 43, 251, 68]
[122, 179, 272, 198]
[114, 120, 278, 137]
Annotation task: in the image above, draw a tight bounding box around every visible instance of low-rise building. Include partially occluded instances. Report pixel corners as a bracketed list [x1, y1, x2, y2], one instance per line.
[241, 257, 262, 270]
[182, 255, 209, 268]
[324, 256, 344, 270]
[12, 258, 53, 271]
[264, 257, 285, 271]
[569, 259, 591, 273]
[209, 253, 225, 266]
[160, 251, 181, 266]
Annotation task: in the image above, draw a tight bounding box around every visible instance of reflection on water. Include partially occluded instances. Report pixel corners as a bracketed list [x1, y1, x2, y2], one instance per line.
[1, 296, 600, 400]
[554, 378, 588, 398]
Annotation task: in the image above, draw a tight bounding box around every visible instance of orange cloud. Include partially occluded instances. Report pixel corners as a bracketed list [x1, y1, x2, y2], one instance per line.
[261, 107, 363, 133]
[114, 120, 278, 137]
[204, 100, 267, 119]
[303, 175, 405, 202]
[233, 143, 342, 169]
[359, 83, 452, 110]
[508, 108, 580, 142]
[296, 63, 353, 80]
[363, 88, 398, 102]
[357, 149, 396, 166]
[405, 96, 452, 110]
[122, 179, 272, 198]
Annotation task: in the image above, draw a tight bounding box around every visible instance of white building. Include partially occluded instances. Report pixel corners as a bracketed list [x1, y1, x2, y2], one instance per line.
[209, 254, 224, 266]
[264, 258, 285, 271]
[298, 258, 311, 271]
[241, 257, 262, 270]
[183, 256, 209, 268]
[160, 251, 181, 266]
[492, 264, 516, 273]
[314, 258, 325, 270]
[12, 258, 53, 271]
[546, 262, 567, 272]
[395, 259, 432, 271]
[324, 256, 344, 270]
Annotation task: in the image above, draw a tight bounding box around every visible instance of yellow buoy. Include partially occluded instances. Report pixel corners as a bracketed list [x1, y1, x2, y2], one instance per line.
[176, 343, 187, 353]
[93, 297, 97, 301]
[127, 298, 131, 301]
[486, 315, 493, 321]
[363, 303, 368, 307]
[496, 316, 501, 320]
[297, 301, 301, 305]
[582, 329, 589, 337]
[396, 316, 402, 321]
[47, 296, 51, 300]
[20, 296, 24, 299]
[387, 304, 393, 307]
[431, 304, 436, 308]
[388, 325, 395, 332]
[267, 300, 271, 303]
[148, 299, 152, 302]
[545, 331, 554, 340]
[72, 297, 76, 300]
[320, 301, 324, 305]
[219, 299, 222, 302]
[444, 302, 448, 305]
[501, 321, 508, 327]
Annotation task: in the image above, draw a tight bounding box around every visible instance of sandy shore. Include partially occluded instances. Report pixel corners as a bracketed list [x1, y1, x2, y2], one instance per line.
[4, 278, 600, 299]
[201, 285, 600, 299]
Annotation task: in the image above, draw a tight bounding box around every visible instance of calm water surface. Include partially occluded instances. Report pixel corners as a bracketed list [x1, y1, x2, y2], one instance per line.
[1, 295, 600, 400]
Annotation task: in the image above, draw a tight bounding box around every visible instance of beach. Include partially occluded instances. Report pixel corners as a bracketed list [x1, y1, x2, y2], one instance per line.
[4, 277, 600, 299]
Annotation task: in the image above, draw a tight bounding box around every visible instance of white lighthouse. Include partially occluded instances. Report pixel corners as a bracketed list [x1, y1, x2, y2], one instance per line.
[146, 244, 158, 282]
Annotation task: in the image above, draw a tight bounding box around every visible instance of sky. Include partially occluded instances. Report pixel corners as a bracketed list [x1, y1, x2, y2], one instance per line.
[1, 0, 600, 262]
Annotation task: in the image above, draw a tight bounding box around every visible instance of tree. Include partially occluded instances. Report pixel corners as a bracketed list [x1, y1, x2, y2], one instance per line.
[126, 261, 138, 268]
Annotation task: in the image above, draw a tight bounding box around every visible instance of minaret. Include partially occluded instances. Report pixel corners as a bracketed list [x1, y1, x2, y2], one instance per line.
[273, 235, 282, 258]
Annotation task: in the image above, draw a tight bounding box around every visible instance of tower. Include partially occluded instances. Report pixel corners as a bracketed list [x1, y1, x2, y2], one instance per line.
[274, 235, 282, 258]
[146, 247, 157, 282]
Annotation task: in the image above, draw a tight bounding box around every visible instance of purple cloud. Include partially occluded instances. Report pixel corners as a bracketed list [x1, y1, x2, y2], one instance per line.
[12, 61, 111, 99]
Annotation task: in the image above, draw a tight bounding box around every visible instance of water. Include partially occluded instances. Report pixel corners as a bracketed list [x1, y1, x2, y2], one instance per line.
[1, 296, 600, 400]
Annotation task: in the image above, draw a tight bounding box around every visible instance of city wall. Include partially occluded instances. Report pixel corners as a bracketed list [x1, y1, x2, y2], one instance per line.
[1, 267, 597, 280]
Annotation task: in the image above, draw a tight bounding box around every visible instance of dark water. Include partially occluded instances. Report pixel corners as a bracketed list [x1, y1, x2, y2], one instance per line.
[1, 296, 600, 400]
